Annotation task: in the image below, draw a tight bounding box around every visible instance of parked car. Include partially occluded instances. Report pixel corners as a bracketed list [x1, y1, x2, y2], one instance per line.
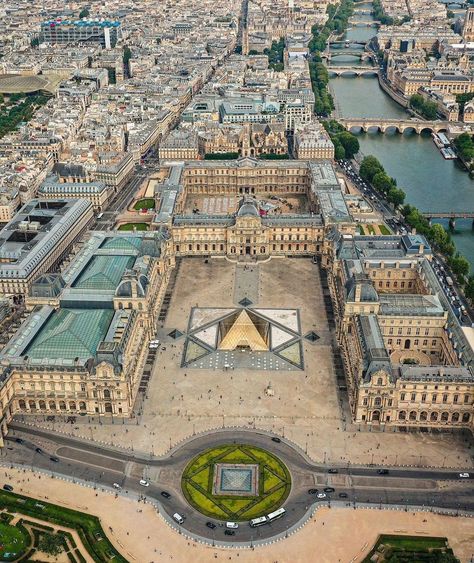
[226, 522, 238, 529]
[206, 522, 216, 529]
[338, 493, 348, 499]
[317, 492, 327, 499]
[324, 487, 335, 493]
[35, 447, 43, 454]
[3, 484, 13, 491]
[308, 488, 318, 494]
[224, 530, 235, 536]
[271, 437, 281, 443]
[15, 438, 24, 444]
[139, 479, 150, 487]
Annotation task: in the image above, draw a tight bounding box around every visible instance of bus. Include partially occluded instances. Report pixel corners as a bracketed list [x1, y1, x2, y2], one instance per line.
[249, 516, 267, 527]
[266, 507, 286, 522]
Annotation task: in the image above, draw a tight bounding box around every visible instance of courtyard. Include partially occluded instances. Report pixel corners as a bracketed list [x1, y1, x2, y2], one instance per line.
[21, 257, 474, 468]
[182, 193, 310, 215]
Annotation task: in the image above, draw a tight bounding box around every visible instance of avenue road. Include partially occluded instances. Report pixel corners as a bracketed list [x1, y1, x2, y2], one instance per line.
[1, 425, 473, 543]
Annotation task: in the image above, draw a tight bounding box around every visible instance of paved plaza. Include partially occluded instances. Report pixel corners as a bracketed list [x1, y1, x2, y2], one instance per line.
[22, 257, 474, 468]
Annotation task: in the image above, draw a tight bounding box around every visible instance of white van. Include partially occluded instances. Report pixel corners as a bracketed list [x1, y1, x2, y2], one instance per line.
[173, 513, 184, 525]
[226, 522, 238, 529]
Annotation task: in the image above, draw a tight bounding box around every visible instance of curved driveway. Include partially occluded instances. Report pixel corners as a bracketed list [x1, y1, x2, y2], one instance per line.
[3, 424, 474, 543]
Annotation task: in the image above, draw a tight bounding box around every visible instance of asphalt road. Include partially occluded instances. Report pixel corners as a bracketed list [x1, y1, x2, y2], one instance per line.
[2, 425, 473, 543]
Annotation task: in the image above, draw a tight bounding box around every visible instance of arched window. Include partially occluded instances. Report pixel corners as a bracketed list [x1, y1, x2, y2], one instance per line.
[372, 410, 380, 421]
[260, 246, 265, 253]
[39, 400, 46, 410]
[69, 401, 76, 410]
[451, 412, 460, 422]
[398, 411, 406, 421]
[441, 412, 449, 422]
[19, 399, 26, 410]
[49, 401, 56, 410]
[409, 410, 417, 421]
[374, 397, 382, 407]
[103, 388, 111, 399]
[29, 400, 37, 411]
[420, 411, 428, 421]
[430, 412, 438, 422]
[462, 412, 470, 423]
[59, 401, 67, 411]
[104, 402, 113, 413]
[79, 402, 86, 411]
[377, 377, 383, 385]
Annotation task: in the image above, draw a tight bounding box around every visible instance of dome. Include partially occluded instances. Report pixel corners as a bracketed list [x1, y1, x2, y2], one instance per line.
[237, 197, 259, 218]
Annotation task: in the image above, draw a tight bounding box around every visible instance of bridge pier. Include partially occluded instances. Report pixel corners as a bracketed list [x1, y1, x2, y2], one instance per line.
[449, 218, 456, 230]
[427, 217, 432, 226]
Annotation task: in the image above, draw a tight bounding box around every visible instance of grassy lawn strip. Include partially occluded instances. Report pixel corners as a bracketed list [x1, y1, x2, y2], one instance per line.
[0, 521, 31, 560]
[133, 198, 155, 211]
[379, 224, 391, 235]
[118, 222, 148, 231]
[0, 490, 127, 563]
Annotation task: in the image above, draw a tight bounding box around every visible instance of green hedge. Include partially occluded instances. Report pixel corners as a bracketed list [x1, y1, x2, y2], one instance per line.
[0, 490, 127, 563]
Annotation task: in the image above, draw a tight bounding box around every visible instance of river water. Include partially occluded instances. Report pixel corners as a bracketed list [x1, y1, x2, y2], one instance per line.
[328, 1, 474, 267]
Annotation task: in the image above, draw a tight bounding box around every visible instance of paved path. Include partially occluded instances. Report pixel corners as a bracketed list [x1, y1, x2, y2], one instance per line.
[3, 425, 473, 543]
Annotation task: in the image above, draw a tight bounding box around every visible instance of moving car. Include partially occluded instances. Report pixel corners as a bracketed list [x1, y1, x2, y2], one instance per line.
[15, 438, 24, 444]
[226, 522, 238, 529]
[224, 530, 235, 536]
[377, 469, 389, 475]
[271, 437, 281, 443]
[139, 479, 150, 487]
[459, 473, 470, 478]
[113, 483, 122, 490]
[35, 447, 43, 454]
[317, 492, 327, 499]
[206, 522, 216, 529]
[161, 491, 171, 499]
[328, 468, 338, 474]
[338, 492, 348, 499]
[173, 513, 184, 525]
[50, 456, 59, 463]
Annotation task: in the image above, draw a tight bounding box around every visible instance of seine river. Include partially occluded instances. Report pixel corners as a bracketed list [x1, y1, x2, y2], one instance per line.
[328, 1, 474, 267]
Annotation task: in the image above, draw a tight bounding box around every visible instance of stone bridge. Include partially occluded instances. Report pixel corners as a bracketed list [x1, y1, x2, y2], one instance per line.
[330, 39, 368, 46]
[421, 211, 474, 228]
[327, 65, 379, 76]
[324, 50, 372, 61]
[349, 19, 381, 26]
[339, 118, 450, 134]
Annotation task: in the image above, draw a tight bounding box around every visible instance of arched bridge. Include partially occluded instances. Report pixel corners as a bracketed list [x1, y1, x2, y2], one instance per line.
[330, 40, 368, 46]
[327, 65, 379, 76]
[339, 118, 449, 134]
[349, 19, 381, 26]
[323, 51, 372, 61]
[422, 211, 474, 229]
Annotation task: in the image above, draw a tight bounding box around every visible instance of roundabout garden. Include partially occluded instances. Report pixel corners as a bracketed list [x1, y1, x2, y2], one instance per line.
[181, 444, 291, 521]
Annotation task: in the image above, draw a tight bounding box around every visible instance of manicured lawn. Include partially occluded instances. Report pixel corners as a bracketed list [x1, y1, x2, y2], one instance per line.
[182, 444, 291, 521]
[0, 490, 127, 562]
[118, 222, 149, 231]
[379, 224, 391, 235]
[0, 521, 31, 561]
[358, 225, 366, 235]
[133, 198, 155, 211]
[363, 534, 457, 563]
